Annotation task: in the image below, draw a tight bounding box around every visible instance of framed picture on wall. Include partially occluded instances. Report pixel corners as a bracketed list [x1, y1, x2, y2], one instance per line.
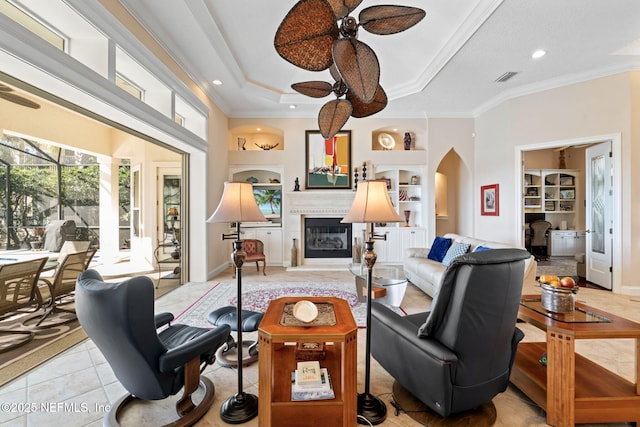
[305, 130, 352, 189]
[481, 184, 499, 216]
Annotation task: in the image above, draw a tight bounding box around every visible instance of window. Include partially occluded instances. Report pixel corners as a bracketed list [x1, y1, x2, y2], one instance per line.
[116, 73, 144, 101]
[0, 0, 65, 50]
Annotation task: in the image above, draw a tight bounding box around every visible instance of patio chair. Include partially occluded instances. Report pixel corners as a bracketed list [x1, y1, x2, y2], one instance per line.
[0, 257, 48, 352]
[39, 240, 92, 279]
[34, 249, 96, 327]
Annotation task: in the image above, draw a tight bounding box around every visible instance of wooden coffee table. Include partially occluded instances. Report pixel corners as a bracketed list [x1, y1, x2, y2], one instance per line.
[258, 296, 357, 427]
[511, 295, 640, 426]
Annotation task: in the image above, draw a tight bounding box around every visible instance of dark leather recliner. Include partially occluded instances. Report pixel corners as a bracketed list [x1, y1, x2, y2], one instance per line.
[75, 269, 231, 427]
[371, 248, 531, 418]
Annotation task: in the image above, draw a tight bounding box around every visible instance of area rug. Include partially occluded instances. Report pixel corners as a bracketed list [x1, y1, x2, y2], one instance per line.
[536, 257, 578, 278]
[391, 381, 496, 426]
[175, 281, 380, 328]
[0, 312, 86, 388]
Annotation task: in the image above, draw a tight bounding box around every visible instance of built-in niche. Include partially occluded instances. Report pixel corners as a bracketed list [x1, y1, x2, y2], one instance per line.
[371, 128, 415, 151]
[230, 125, 284, 151]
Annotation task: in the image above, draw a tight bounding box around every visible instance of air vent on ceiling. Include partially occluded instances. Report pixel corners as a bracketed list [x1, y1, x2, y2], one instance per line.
[495, 71, 518, 82]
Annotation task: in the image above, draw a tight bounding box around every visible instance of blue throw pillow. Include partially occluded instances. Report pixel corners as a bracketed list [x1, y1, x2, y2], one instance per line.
[427, 236, 452, 262]
[474, 245, 492, 252]
[441, 242, 471, 266]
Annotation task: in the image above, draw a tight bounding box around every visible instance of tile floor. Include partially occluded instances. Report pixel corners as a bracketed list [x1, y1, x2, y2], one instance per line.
[1, 266, 638, 426]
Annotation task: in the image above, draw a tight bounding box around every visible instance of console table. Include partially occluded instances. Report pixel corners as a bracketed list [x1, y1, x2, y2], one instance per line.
[511, 295, 640, 426]
[258, 296, 357, 427]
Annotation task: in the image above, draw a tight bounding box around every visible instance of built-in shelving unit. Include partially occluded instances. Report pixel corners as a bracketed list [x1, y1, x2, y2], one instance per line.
[524, 169, 578, 214]
[369, 165, 427, 262]
[229, 166, 284, 265]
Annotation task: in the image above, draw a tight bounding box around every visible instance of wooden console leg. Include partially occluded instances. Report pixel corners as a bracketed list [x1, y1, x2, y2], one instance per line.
[546, 330, 575, 427]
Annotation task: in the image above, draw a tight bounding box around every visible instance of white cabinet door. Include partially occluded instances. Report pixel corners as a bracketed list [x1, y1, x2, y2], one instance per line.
[240, 228, 283, 265]
[374, 229, 398, 263]
[550, 231, 576, 256]
[256, 229, 283, 265]
[398, 228, 427, 257]
[372, 228, 426, 262]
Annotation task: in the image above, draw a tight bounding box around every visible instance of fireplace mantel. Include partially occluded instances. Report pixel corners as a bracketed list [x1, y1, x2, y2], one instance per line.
[287, 191, 355, 214]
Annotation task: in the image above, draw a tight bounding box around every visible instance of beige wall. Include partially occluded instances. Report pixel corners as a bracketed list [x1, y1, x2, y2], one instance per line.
[0, 89, 114, 156]
[476, 72, 638, 295]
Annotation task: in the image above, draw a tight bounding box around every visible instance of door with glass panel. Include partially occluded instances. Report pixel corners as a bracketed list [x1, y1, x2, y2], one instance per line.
[585, 142, 612, 290]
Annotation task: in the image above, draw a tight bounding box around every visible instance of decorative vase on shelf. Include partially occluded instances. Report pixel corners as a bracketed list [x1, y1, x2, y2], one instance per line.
[404, 210, 411, 227]
[404, 132, 412, 150]
[291, 238, 298, 267]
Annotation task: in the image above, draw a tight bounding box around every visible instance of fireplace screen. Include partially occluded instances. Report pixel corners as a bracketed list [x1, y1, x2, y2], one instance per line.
[304, 217, 352, 258]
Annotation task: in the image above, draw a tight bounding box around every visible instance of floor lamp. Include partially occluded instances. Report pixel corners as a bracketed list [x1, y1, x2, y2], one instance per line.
[207, 181, 266, 424]
[342, 180, 402, 425]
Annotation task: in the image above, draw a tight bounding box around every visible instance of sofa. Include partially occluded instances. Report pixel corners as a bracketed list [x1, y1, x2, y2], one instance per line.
[404, 233, 537, 297]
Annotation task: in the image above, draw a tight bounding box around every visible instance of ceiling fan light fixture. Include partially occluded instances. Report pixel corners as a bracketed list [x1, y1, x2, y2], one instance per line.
[275, 0, 425, 138]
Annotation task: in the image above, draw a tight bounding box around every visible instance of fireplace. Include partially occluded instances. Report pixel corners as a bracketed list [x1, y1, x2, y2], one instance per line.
[304, 217, 352, 259]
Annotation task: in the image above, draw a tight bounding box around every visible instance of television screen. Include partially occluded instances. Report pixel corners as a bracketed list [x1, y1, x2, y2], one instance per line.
[253, 187, 281, 219]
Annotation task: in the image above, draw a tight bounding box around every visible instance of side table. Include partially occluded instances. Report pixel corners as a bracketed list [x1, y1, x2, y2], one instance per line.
[258, 296, 358, 427]
[348, 263, 407, 307]
[511, 295, 640, 426]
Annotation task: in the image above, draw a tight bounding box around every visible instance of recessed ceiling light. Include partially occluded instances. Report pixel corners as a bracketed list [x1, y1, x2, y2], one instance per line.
[289, 104, 297, 109]
[531, 49, 547, 59]
[212, 79, 223, 85]
[256, 128, 261, 131]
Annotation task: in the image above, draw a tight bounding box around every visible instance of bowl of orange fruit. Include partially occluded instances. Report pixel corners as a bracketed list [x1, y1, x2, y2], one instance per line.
[538, 275, 578, 313]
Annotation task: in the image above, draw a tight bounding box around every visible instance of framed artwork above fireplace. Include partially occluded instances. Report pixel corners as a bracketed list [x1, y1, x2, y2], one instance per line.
[305, 130, 352, 190]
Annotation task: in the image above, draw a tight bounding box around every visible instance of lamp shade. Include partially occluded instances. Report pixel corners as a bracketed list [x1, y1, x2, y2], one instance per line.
[207, 181, 267, 223]
[342, 180, 403, 224]
[167, 207, 179, 216]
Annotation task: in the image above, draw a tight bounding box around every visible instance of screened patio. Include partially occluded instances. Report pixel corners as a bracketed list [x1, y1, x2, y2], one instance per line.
[0, 133, 130, 254]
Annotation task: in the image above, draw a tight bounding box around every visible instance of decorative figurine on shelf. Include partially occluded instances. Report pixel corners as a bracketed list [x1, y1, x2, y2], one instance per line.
[404, 132, 412, 150]
[411, 175, 419, 185]
[354, 167, 359, 190]
[294, 177, 300, 191]
[255, 142, 279, 150]
[404, 210, 411, 227]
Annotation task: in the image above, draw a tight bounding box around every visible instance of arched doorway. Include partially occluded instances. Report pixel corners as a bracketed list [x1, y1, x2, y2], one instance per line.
[434, 149, 472, 237]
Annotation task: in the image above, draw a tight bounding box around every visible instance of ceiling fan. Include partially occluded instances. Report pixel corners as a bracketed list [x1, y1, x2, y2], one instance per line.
[0, 83, 40, 109]
[274, 0, 425, 139]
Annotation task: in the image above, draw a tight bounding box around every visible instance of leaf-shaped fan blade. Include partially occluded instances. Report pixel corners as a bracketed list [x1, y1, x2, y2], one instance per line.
[318, 99, 352, 140]
[0, 92, 40, 109]
[0, 83, 12, 91]
[359, 5, 426, 35]
[292, 81, 334, 98]
[274, 0, 339, 71]
[326, 0, 364, 19]
[333, 38, 379, 104]
[348, 84, 387, 118]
